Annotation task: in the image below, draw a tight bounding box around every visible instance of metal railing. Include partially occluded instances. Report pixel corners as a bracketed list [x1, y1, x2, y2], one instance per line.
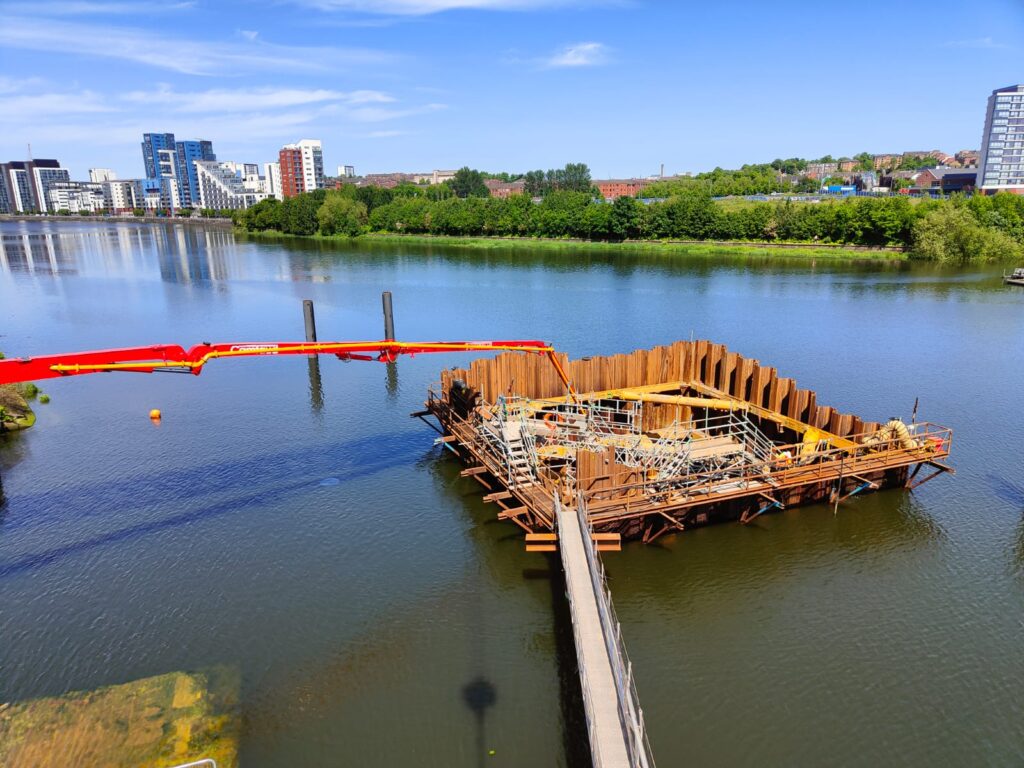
[581, 422, 952, 519]
[557, 493, 656, 768]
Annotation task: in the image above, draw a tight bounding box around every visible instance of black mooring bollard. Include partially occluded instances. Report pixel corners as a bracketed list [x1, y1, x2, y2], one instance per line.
[382, 291, 395, 341]
[303, 299, 317, 343]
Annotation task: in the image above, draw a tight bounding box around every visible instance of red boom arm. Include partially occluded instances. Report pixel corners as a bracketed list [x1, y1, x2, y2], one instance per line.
[0, 339, 576, 395]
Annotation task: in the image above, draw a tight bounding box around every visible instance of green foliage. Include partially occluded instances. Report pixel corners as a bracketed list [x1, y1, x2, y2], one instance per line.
[39, 394, 50, 404]
[853, 152, 875, 171]
[18, 382, 39, 399]
[448, 167, 490, 198]
[609, 196, 641, 240]
[522, 163, 592, 196]
[770, 158, 808, 175]
[280, 191, 324, 236]
[132, 208, 145, 217]
[897, 154, 940, 171]
[911, 204, 1022, 264]
[645, 164, 788, 198]
[316, 192, 368, 236]
[236, 183, 1024, 262]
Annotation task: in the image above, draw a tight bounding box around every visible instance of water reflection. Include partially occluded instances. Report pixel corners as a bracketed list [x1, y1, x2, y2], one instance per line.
[2, 221, 1014, 303]
[307, 357, 324, 414]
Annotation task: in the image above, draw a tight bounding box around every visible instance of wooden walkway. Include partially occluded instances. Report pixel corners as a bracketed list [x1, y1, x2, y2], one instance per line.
[557, 499, 634, 767]
[556, 498, 654, 768]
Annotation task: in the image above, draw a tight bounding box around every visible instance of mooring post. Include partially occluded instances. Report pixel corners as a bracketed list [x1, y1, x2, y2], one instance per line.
[302, 299, 317, 343]
[382, 291, 395, 341]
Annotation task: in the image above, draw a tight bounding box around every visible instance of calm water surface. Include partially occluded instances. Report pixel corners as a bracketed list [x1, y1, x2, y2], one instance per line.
[1, 220, 1022, 766]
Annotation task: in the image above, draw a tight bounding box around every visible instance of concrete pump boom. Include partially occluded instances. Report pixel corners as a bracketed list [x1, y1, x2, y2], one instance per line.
[0, 339, 577, 399]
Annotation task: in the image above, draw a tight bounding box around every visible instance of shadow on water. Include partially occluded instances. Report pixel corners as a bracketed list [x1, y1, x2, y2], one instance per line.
[0, 442, 418, 579]
[461, 676, 496, 768]
[1, 430, 422, 534]
[428, 448, 591, 767]
[523, 562, 592, 768]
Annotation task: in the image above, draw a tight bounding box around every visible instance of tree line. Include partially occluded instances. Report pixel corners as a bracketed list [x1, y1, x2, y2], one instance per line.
[235, 187, 1024, 263]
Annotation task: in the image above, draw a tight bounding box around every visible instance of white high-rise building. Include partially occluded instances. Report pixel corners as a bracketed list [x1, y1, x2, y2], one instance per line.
[89, 168, 117, 183]
[194, 161, 264, 210]
[979, 84, 1024, 194]
[278, 139, 323, 196]
[48, 181, 106, 213]
[102, 180, 138, 213]
[264, 162, 283, 199]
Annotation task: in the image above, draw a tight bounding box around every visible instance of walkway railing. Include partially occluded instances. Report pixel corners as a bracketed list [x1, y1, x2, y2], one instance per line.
[556, 492, 655, 768]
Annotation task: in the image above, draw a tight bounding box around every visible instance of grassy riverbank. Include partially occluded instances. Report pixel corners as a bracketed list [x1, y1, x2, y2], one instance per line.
[238, 229, 907, 260]
[0, 385, 36, 432]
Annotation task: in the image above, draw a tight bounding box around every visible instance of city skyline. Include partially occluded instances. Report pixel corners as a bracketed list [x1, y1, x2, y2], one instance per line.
[1, 0, 1021, 179]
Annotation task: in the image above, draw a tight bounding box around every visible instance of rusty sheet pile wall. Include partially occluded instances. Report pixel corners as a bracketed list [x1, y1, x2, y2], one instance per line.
[440, 340, 879, 437]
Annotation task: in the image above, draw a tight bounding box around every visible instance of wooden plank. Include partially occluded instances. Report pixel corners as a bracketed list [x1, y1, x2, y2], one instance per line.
[460, 465, 488, 477]
[483, 490, 513, 502]
[526, 544, 558, 552]
[499, 506, 529, 519]
[525, 532, 558, 541]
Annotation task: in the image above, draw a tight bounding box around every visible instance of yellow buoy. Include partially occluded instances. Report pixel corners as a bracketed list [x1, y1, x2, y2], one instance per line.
[149, 409, 162, 420]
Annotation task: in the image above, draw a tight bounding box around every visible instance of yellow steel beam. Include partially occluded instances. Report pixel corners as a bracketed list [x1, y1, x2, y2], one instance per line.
[686, 380, 856, 449]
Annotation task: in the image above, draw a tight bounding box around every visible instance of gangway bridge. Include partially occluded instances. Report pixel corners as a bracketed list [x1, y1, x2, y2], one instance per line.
[0, 333, 655, 767]
[555, 494, 655, 768]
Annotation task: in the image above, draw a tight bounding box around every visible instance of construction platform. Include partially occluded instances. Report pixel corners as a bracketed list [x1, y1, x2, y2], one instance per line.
[420, 340, 953, 542]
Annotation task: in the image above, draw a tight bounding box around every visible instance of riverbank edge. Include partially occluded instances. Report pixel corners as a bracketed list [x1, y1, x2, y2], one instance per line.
[0, 385, 36, 432]
[236, 230, 910, 260]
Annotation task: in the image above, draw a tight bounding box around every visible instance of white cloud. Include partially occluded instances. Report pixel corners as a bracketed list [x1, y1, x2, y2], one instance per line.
[943, 37, 1009, 50]
[1, 91, 113, 118]
[239, 29, 260, 41]
[365, 129, 409, 138]
[0, 16, 394, 76]
[293, 0, 581, 13]
[121, 86, 396, 113]
[0, 0, 197, 13]
[343, 102, 446, 122]
[545, 41, 607, 68]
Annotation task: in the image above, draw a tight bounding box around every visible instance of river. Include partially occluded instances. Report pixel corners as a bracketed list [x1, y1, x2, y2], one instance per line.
[0, 219, 1022, 766]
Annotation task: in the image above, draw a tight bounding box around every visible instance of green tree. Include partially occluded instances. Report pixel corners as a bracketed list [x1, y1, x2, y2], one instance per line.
[560, 163, 593, 193]
[280, 191, 324, 235]
[448, 167, 490, 198]
[317, 192, 368, 236]
[911, 205, 1021, 263]
[609, 196, 641, 240]
[853, 152, 875, 171]
[523, 170, 546, 197]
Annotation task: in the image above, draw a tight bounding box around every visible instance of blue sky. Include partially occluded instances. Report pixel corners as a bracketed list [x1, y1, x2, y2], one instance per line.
[0, 0, 1021, 179]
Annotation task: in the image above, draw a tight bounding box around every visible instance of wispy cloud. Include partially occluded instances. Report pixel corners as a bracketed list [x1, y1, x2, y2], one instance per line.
[0, 16, 394, 76]
[365, 129, 409, 138]
[943, 37, 1009, 50]
[122, 86, 396, 113]
[544, 41, 608, 68]
[339, 102, 446, 122]
[292, 0, 585, 13]
[0, 0, 197, 14]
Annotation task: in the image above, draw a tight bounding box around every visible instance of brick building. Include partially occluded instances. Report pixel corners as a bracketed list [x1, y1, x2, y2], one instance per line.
[484, 179, 526, 198]
[594, 179, 651, 199]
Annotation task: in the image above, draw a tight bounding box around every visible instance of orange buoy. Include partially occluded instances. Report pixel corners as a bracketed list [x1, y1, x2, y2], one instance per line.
[149, 409, 162, 420]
